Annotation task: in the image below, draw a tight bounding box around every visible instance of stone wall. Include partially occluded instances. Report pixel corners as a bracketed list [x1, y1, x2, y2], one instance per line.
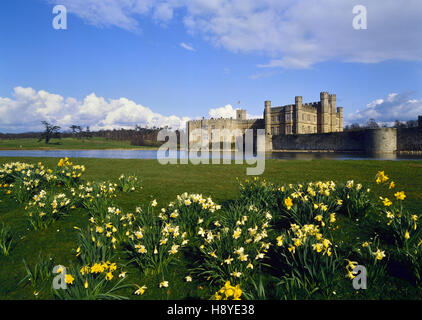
[271, 128, 398, 154]
[397, 127, 422, 151]
[271, 130, 366, 152]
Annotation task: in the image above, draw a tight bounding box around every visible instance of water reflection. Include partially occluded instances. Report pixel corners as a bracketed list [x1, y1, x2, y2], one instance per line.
[0, 149, 421, 161]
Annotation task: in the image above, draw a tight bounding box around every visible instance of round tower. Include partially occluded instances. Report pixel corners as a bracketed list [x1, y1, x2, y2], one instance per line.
[364, 128, 397, 154]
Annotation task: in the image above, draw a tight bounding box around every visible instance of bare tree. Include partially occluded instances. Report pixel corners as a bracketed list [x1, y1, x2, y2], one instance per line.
[393, 120, 406, 128]
[38, 121, 61, 144]
[366, 118, 379, 129]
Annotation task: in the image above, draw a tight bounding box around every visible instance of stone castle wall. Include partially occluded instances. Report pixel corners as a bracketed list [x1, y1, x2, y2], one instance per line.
[271, 127, 422, 154]
[271, 130, 367, 152]
[397, 127, 422, 151]
[187, 124, 421, 154]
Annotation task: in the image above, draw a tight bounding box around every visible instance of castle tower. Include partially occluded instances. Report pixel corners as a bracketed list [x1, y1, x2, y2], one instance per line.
[295, 96, 303, 134]
[337, 107, 344, 132]
[320, 92, 330, 133]
[236, 109, 246, 120]
[328, 94, 336, 132]
[264, 100, 272, 135]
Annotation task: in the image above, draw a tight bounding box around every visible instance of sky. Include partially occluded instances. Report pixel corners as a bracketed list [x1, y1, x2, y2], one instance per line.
[0, 0, 421, 133]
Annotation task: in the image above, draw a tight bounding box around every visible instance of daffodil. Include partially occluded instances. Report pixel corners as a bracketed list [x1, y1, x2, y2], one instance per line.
[284, 197, 293, 210]
[65, 274, 75, 285]
[233, 227, 242, 239]
[381, 197, 392, 207]
[134, 285, 147, 295]
[105, 272, 113, 281]
[276, 235, 284, 246]
[394, 191, 406, 201]
[373, 249, 386, 260]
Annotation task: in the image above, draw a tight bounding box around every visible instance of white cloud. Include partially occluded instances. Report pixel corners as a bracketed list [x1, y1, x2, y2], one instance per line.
[345, 92, 422, 125]
[153, 2, 174, 22]
[0, 87, 190, 133]
[208, 104, 261, 119]
[48, 0, 422, 68]
[208, 104, 237, 119]
[180, 42, 195, 51]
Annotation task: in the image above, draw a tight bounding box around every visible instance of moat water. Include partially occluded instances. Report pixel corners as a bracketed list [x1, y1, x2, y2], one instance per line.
[0, 149, 421, 161]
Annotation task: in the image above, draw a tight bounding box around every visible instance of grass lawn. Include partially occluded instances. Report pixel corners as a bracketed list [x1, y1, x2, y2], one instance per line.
[0, 157, 421, 300]
[0, 137, 158, 150]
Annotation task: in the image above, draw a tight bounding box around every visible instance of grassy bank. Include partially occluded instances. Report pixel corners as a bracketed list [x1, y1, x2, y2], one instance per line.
[0, 157, 421, 300]
[0, 137, 158, 150]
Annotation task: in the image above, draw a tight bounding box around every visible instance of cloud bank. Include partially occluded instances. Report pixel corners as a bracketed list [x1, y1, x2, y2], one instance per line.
[48, 0, 422, 68]
[0, 87, 190, 133]
[345, 92, 422, 125]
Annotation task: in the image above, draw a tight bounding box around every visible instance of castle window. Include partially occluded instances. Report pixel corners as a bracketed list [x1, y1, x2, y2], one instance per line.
[271, 127, 274, 135]
[287, 125, 292, 134]
[307, 115, 310, 121]
[302, 114, 305, 120]
[271, 116, 275, 122]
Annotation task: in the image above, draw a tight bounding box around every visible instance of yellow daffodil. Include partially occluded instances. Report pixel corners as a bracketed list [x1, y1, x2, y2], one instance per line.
[373, 249, 386, 260]
[134, 285, 147, 295]
[65, 274, 75, 285]
[394, 191, 406, 201]
[284, 197, 293, 210]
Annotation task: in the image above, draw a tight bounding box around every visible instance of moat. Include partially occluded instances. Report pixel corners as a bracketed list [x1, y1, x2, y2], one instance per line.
[0, 150, 421, 161]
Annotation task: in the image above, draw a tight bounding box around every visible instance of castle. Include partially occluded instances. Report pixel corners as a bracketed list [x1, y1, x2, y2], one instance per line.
[187, 92, 343, 148]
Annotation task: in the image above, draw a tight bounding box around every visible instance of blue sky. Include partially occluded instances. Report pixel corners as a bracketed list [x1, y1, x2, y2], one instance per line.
[0, 0, 421, 132]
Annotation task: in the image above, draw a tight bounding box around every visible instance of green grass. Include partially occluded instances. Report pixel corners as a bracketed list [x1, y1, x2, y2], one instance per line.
[0, 157, 421, 300]
[0, 137, 158, 150]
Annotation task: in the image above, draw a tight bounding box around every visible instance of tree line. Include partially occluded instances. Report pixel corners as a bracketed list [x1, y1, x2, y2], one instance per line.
[0, 121, 177, 146]
[344, 118, 420, 131]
